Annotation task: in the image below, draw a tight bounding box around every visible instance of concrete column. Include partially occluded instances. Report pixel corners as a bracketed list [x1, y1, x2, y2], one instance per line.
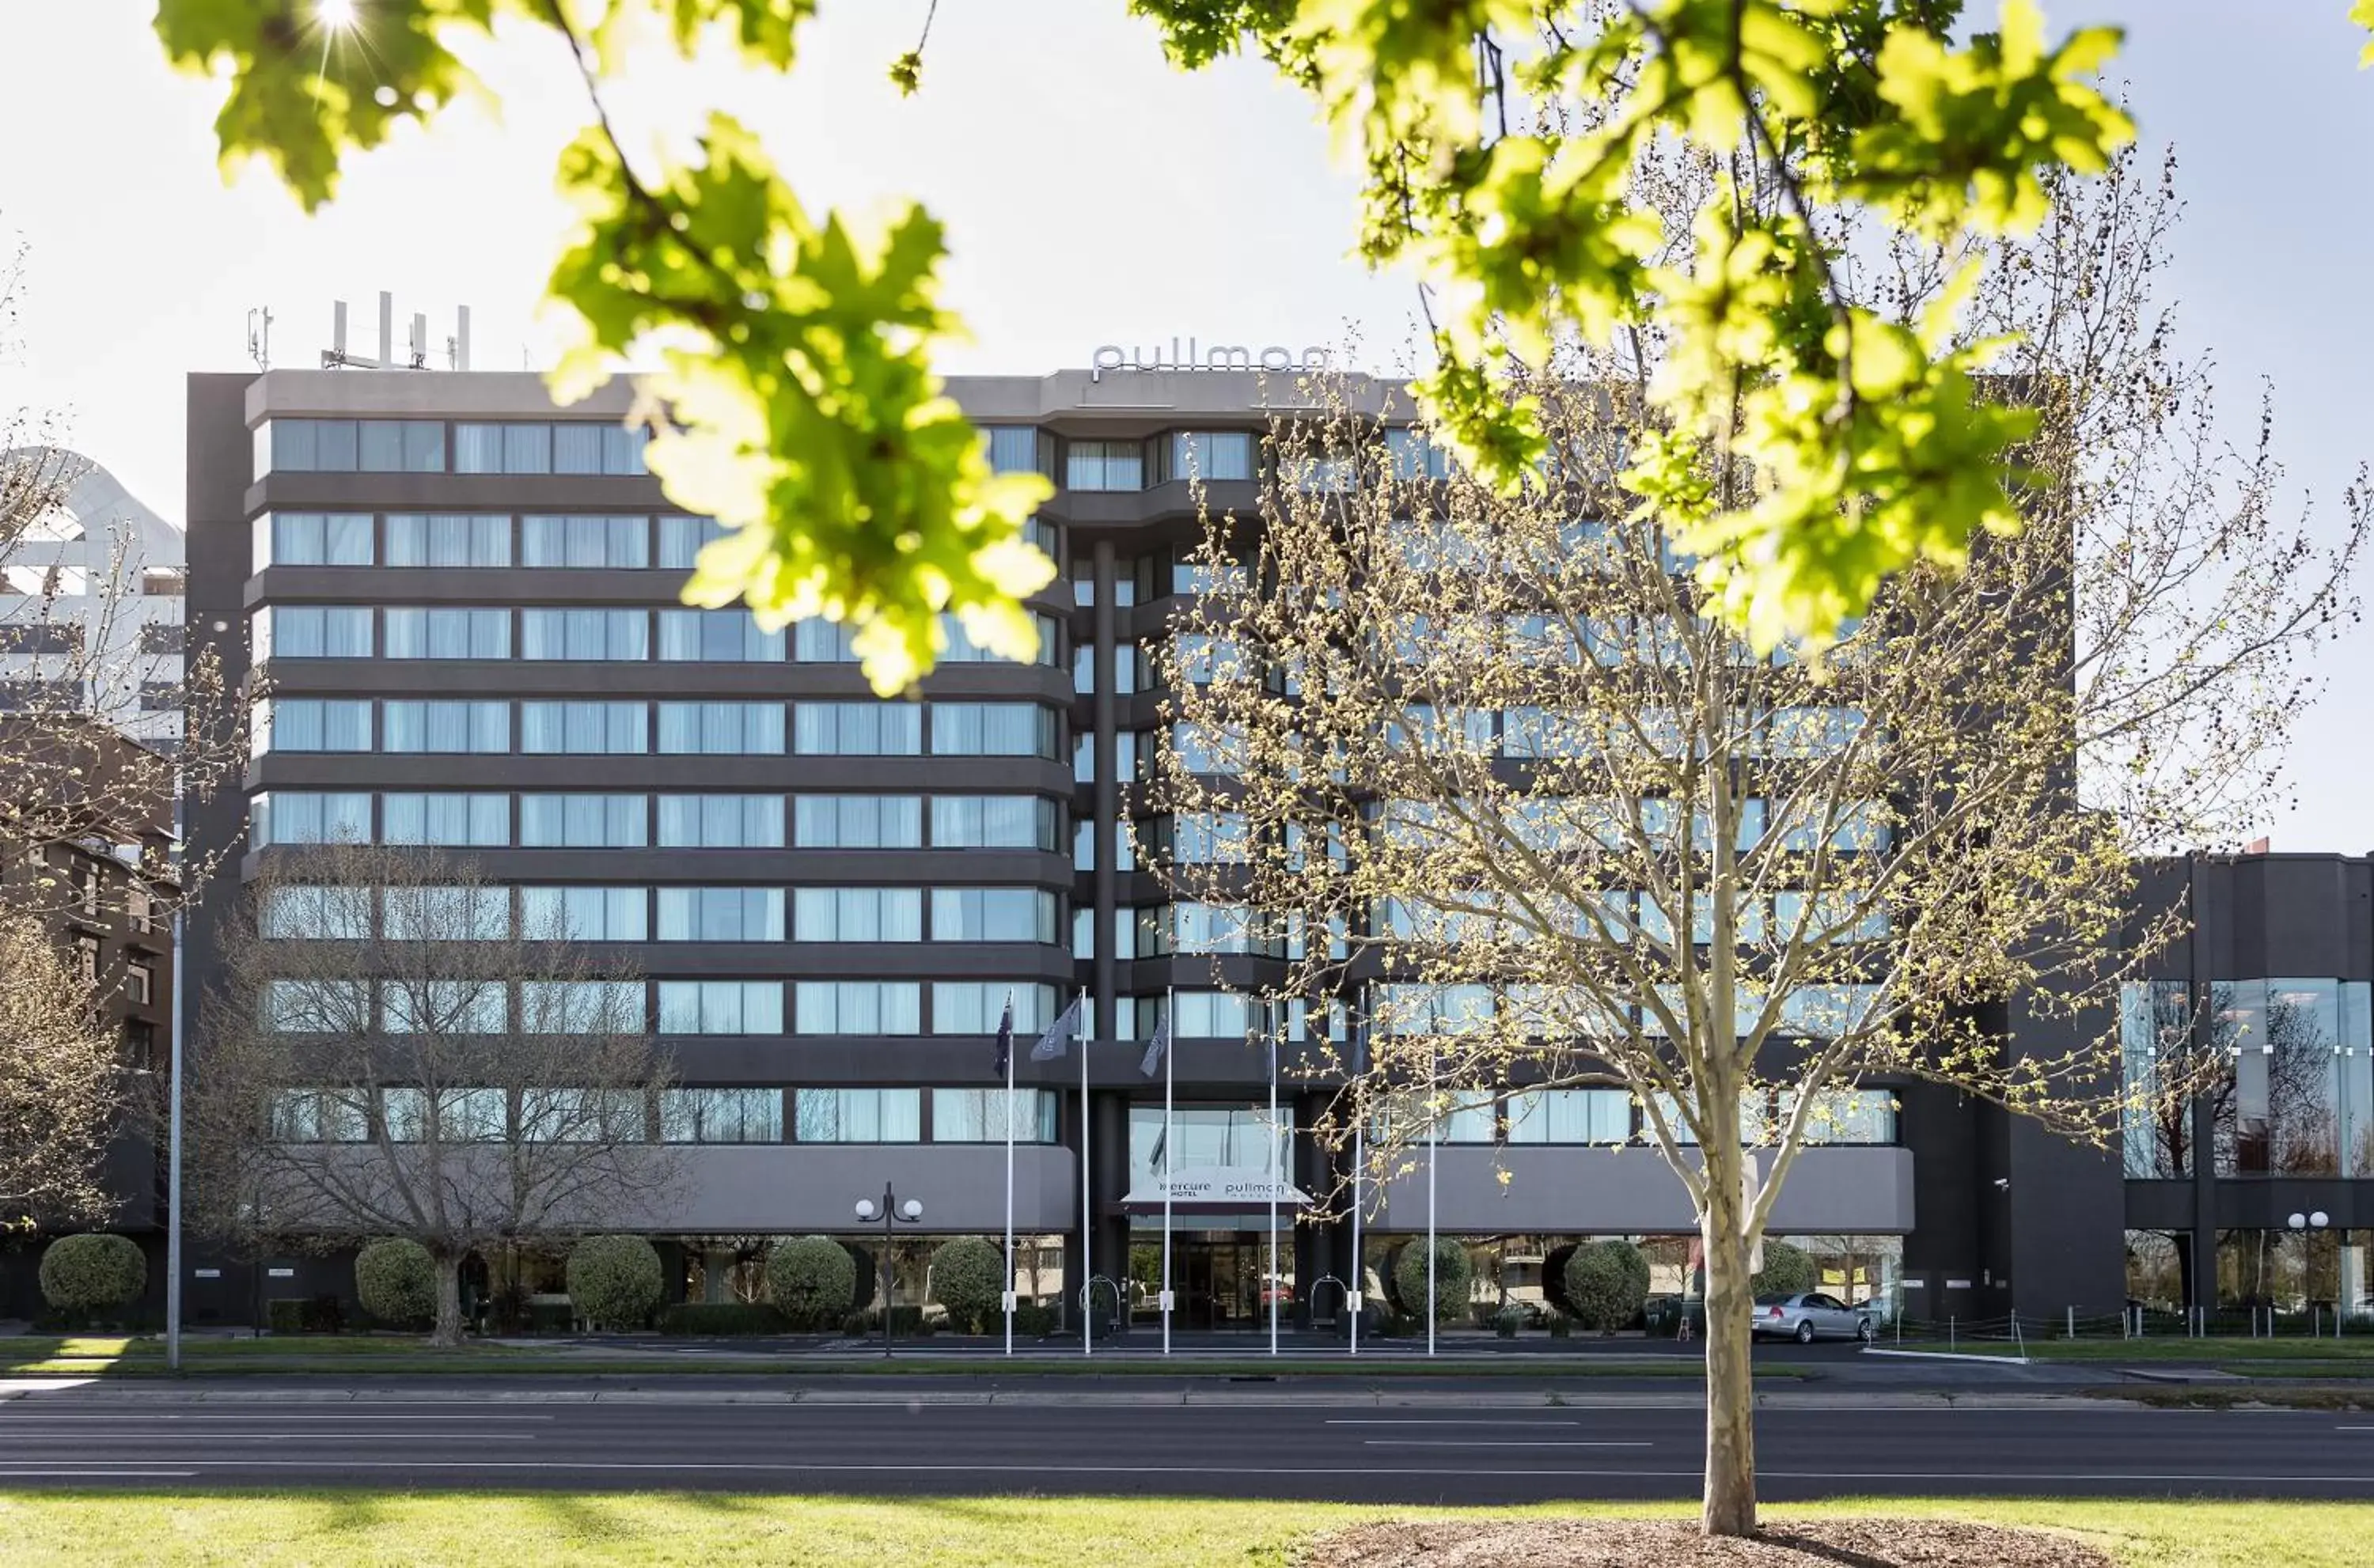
[1092, 1088, 1133, 1327]
[1091, 540, 1118, 1043]
[2188, 860, 2220, 1314]
[1292, 1090, 1351, 1327]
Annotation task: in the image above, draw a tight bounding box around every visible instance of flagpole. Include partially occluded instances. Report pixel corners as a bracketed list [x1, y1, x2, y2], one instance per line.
[1350, 986, 1367, 1358]
[1162, 987, 1174, 1357]
[1003, 990, 1016, 1358]
[1078, 986, 1091, 1359]
[1427, 1033, 1438, 1359]
[1268, 1019, 1279, 1358]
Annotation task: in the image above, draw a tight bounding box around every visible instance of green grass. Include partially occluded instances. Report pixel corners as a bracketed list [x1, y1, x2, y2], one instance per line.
[0, 1495, 2361, 1566]
[2015, 1338, 2374, 1363]
[0, 1337, 1783, 1380]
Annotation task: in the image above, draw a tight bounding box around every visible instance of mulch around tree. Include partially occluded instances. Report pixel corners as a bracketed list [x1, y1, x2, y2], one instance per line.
[1298, 1517, 2115, 1568]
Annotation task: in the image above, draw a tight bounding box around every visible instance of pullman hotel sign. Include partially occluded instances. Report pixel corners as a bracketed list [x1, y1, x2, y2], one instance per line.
[1121, 1165, 1315, 1210]
[1090, 339, 1333, 381]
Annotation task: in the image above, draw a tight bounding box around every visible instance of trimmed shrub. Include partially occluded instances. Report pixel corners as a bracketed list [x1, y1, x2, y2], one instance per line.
[658, 1302, 788, 1335]
[768, 1235, 859, 1329]
[1011, 1301, 1058, 1339]
[930, 1237, 1005, 1334]
[1564, 1240, 1652, 1334]
[1752, 1240, 1818, 1298]
[266, 1297, 307, 1335]
[567, 1235, 666, 1331]
[354, 1239, 437, 1329]
[1389, 1238, 1472, 1329]
[38, 1233, 146, 1320]
[1540, 1243, 1580, 1318]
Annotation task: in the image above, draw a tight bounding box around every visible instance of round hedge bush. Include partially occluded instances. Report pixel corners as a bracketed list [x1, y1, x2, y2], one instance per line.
[768, 1235, 859, 1329]
[39, 1233, 146, 1320]
[567, 1234, 665, 1331]
[355, 1238, 437, 1327]
[1390, 1238, 1472, 1329]
[930, 1237, 1005, 1333]
[1564, 1240, 1652, 1334]
[1540, 1242, 1580, 1319]
[1752, 1239, 1818, 1297]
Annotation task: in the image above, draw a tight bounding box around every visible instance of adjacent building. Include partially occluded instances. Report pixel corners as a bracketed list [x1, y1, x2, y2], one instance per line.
[173, 364, 2366, 1331]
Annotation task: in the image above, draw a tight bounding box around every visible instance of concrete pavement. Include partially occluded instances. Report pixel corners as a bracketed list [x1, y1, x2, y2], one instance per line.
[0, 1380, 2370, 1501]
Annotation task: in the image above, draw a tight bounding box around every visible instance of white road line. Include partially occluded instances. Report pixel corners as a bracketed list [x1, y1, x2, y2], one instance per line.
[0, 1469, 199, 1478]
[0, 1413, 557, 1423]
[1325, 1418, 1585, 1427]
[1361, 1439, 1653, 1449]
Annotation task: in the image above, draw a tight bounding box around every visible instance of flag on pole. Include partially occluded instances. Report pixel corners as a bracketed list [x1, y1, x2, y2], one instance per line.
[1030, 994, 1081, 1062]
[1140, 1008, 1171, 1079]
[991, 994, 1015, 1075]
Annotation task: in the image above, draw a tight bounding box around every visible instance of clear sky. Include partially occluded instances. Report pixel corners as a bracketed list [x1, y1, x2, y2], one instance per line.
[0, 2, 2365, 847]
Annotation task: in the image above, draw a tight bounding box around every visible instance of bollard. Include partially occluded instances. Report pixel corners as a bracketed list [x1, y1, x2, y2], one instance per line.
[1949, 1315, 1957, 1353]
[2066, 1305, 2076, 1341]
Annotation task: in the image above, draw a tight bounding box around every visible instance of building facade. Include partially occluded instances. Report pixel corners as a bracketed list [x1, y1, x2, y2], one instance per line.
[180, 364, 2338, 1333]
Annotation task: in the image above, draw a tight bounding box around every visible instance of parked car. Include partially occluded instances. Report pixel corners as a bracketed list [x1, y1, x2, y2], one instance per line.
[1751, 1292, 1874, 1343]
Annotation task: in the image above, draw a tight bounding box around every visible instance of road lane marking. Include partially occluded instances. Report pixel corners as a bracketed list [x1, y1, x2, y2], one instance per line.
[1325, 1418, 1585, 1427]
[1361, 1439, 1653, 1449]
[0, 1413, 557, 1423]
[0, 1469, 199, 1478]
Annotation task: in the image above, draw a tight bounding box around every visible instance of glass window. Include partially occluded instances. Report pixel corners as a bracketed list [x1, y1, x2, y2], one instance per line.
[518, 793, 648, 847]
[658, 515, 730, 569]
[522, 514, 650, 568]
[381, 793, 510, 847]
[792, 620, 862, 662]
[982, 426, 1046, 475]
[792, 888, 923, 943]
[503, 423, 552, 474]
[352, 419, 444, 472]
[658, 608, 786, 662]
[1165, 431, 1255, 483]
[519, 980, 644, 1034]
[382, 607, 510, 660]
[658, 702, 786, 755]
[259, 885, 372, 940]
[660, 1088, 783, 1144]
[931, 703, 1055, 758]
[380, 979, 506, 1035]
[521, 887, 648, 942]
[794, 703, 922, 756]
[658, 794, 785, 848]
[521, 701, 648, 755]
[521, 608, 649, 661]
[793, 981, 923, 1035]
[256, 604, 374, 660]
[1790, 1088, 1899, 1146]
[657, 887, 785, 942]
[2122, 979, 2195, 1179]
[935, 612, 1060, 666]
[260, 513, 376, 567]
[794, 1089, 922, 1143]
[931, 888, 1058, 944]
[930, 796, 1056, 850]
[382, 700, 509, 754]
[657, 980, 784, 1035]
[1066, 439, 1144, 490]
[385, 513, 510, 567]
[2215, 979, 2350, 1178]
[931, 1088, 1058, 1142]
[250, 791, 374, 847]
[1383, 426, 1451, 480]
[794, 794, 923, 848]
[252, 698, 373, 754]
[932, 983, 1055, 1035]
[379, 885, 510, 942]
[263, 979, 367, 1032]
[1505, 1089, 1633, 1144]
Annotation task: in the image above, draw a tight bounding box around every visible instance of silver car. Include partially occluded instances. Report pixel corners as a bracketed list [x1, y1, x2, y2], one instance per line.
[1751, 1291, 1874, 1343]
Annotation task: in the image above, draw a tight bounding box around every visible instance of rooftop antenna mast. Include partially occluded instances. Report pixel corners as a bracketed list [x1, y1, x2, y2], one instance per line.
[245, 307, 273, 371]
[320, 292, 473, 371]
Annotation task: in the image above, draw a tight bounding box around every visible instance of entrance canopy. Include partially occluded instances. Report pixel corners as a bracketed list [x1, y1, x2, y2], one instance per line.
[1121, 1165, 1314, 1214]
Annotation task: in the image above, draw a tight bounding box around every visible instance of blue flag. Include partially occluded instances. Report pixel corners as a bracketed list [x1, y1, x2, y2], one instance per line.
[1030, 994, 1081, 1062]
[992, 995, 1014, 1076]
[1140, 1007, 1171, 1079]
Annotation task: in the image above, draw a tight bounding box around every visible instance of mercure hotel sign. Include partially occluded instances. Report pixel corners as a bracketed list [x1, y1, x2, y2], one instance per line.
[1090, 339, 1333, 381]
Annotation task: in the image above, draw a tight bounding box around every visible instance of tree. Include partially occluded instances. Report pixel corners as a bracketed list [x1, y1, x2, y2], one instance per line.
[928, 1236, 1005, 1334]
[146, 2, 2181, 691]
[1149, 146, 2361, 1533]
[187, 843, 685, 1346]
[0, 910, 126, 1228]
[1565, 1240, 1651, 1334]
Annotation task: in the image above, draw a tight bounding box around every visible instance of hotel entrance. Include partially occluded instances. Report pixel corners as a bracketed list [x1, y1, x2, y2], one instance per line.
[1132, 1234, 1299, 1331]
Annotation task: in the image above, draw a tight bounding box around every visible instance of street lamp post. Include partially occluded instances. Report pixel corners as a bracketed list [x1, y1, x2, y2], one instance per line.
[855, 1185, 923, 1360]
[2289, 1210, 2332, 1336]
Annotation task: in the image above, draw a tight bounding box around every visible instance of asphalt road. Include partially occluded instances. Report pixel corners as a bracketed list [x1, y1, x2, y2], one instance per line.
[0, 1386, 2369, 1501]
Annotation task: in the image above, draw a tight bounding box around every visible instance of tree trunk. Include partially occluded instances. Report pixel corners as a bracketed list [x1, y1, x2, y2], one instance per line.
[1701, 1168, 1758, 1537]
[431, 1252, 465, 1348]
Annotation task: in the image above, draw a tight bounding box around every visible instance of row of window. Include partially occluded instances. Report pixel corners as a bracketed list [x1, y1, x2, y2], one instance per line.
[256, 510, 1062, 574]
[253, 604, 1060, 666]
[1390, 1086, 1898, 1147]
[255, 419, 650, 478]
[261, 979, 1064, 1036]
[251, 699, 1062, 759]
[252, 790, 1061, 852]
[261, 884, 1063, 945]
[2119, 978, 2374, 1180]
[267, 1085, 1061, 1146]
[1018, 428, 1444, 493]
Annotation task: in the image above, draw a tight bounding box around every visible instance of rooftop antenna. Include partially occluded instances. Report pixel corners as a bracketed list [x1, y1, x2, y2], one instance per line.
[245, 307, 274, 371]
[445, 305, 472, 372]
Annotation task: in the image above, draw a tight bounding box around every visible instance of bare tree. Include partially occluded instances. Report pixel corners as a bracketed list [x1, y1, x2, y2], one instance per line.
[1151, 148, 2361, 1534]
[0, 909, 123, 1226]
[190, 844, 684, 1344]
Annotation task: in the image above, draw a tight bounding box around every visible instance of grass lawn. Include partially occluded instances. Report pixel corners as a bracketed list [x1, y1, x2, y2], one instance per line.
[2016, 1339, 2374, 1363]
[0, 1338, 1765, 1379]
[0, 1494, 2361, 1566]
